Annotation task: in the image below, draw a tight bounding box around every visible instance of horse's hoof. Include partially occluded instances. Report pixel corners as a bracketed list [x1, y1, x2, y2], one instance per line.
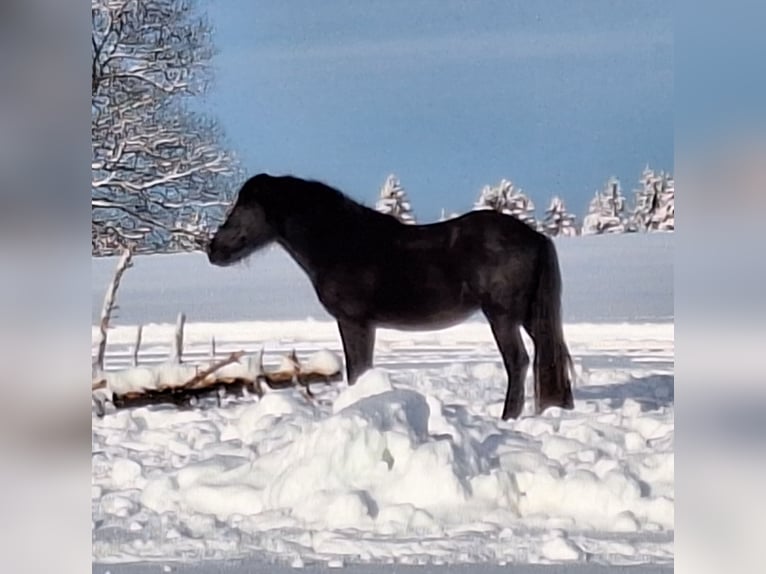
[537, 393, 575, 413]
[501, 403, 523, 420]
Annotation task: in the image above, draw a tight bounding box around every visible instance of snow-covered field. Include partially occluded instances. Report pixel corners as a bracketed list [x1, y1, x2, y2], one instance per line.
[92, 233, 673, 572]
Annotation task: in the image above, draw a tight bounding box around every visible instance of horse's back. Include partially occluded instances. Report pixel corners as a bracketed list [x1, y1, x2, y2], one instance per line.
[441, 211, 547, 314]
[364, 211, 545, 320]
[454, 209, 544, 245]
[393, 210, 545, 263]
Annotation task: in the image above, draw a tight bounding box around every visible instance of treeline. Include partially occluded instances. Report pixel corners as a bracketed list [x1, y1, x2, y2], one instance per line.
[376, 166, 675, 237]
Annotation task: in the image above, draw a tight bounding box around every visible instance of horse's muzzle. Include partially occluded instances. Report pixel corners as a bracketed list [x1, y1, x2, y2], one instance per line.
[207, 248, 228, 266]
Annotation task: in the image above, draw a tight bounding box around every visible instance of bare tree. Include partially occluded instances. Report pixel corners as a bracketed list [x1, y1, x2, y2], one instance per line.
[91, 0, 240, 255]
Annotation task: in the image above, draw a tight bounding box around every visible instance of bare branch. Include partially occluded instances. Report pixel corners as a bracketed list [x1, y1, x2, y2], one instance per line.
[93, 247, 134, 371]
[178, 351, 245, 390]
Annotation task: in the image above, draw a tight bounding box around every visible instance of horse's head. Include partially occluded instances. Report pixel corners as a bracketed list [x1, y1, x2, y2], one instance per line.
[207, 174, 276, 266]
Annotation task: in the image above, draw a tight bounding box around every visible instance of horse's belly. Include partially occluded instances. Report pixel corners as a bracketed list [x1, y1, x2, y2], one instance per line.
[376, 307, 478, 331]
[373, 289, 478, 330]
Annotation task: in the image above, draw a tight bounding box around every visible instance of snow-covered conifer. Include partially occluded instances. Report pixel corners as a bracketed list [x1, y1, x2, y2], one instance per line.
[632, 166, 674, 232]
[581, 177, 628, 235]
[543, 196, 578, 237]
[474, 179, 514, 213]
[474, 179, 538, 229]
[376, 174, 416, 224]
[653, 173, 674, 231]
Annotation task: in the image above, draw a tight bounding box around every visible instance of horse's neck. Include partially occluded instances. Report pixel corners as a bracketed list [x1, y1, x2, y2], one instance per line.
[275, 216, 340, 282]
[274, 199, 383, 281]
[277, 236, 320, 282]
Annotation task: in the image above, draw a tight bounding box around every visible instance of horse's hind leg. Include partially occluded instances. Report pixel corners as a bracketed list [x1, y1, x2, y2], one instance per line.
[337, 320, 375, 385]
[484, 311, 529, 420]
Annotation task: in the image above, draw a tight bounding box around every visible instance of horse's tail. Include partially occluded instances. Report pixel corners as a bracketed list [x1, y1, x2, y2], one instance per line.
[528, 236, 575, 414]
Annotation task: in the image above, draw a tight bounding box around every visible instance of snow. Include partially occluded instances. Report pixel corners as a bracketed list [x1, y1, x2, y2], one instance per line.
[304, 348, 343, 376]
[92, 233, 673, 571]
[93, 321, 673, 568]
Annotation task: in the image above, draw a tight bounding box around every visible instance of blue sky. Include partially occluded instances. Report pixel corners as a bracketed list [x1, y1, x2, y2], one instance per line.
[201, 1, 672, 219]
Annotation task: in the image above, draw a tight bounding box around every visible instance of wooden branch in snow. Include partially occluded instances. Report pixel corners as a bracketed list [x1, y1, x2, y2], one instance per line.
[94, 248, 133, 372]
[179, 351, 244, 390]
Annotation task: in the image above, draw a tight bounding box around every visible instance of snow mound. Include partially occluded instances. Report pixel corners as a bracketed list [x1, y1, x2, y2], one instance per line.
[129, 372, 671, 537]
[332, 368, 394, 413]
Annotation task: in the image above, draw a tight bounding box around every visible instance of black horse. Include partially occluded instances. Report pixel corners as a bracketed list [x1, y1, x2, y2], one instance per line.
[207, 174, 574, 419]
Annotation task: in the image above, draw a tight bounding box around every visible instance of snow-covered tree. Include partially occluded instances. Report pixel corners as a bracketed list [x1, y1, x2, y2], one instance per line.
[376, 174, 416, 224]
[654, 174, 674, 231]
[542, 196, 578, 237]
[167, 210, 215, 252]
[632, 165, 657, 231]
[581, 177, 629, 235]
[91, 0, 241, 255]
[474, 179, 538, 229]
[632, 166, 674, 232]
[474, 178, 513, 213]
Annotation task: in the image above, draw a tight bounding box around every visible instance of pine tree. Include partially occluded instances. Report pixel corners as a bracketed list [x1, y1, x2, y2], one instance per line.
[376, 174, 416, 224]
[631, 166, 675, 232]
[632, 165, 660, 231]
[582, 176, 629, 235]
[474, 179, 514, 213]
[474, 179, 538, 229]
[653, 173, 674, 231]
[543, 196, 578, 237]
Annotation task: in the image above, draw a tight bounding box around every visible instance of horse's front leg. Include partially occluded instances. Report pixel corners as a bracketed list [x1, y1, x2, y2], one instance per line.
[337, 320, 375, 385]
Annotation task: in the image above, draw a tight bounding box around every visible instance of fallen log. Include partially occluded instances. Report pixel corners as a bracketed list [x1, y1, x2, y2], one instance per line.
[94, 348, 344, 413]
[108, 370, 343, 411]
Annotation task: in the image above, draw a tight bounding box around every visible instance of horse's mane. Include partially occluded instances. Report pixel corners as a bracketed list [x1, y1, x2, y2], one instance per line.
[276, 175, 395, 227]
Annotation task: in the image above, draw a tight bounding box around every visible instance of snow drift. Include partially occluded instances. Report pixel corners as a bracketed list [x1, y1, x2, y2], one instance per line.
[93, 325, 674, 566]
